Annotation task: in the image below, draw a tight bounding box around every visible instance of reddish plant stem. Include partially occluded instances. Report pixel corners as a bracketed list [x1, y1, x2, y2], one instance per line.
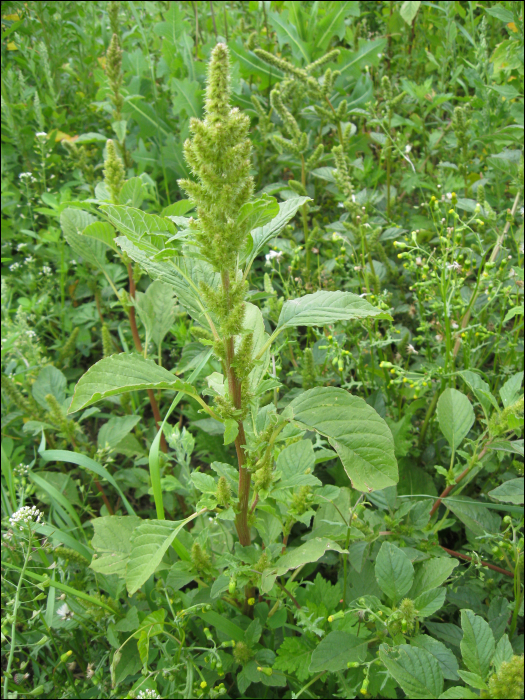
[93, 479, 114, 514]
[127, 264, 168, 453]
[430, 444, 489, 517]
[439, 546, 513, 578]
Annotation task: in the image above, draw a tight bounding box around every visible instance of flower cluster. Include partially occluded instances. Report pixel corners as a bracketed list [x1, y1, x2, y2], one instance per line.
[9, 505, 44, 530]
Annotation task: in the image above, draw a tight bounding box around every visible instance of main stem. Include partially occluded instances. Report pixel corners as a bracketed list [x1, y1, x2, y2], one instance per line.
[221, 272, 251, 547]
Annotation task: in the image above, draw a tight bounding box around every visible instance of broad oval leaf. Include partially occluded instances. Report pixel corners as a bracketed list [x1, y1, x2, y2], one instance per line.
[460, 609, 495, 680]
[126, 511, 204, 596]
[309, 631, 367, 672]
[379, 644, 444, 699]
[243, 196, 311, 266]
[60, 208, 107, 268]
[68, 353, 195, 414]
[276, 290, 392, 330]
[289, 387, 398, 492]
[375, 542, 414, 603]
[437, 388, 475, 451]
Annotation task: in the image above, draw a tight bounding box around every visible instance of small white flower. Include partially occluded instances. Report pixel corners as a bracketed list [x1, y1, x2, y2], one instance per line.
[405, 144, 412, 154]
[41, 265, 52, 276]
[446, 192, 453, 201]
[451, 321, 459, 329]
[447, 261, 462, 272]
[24, 255, 35, 264]
[136, 690, 161, 699]
[265, 250, 283, 263]
[19, 172, 33, 180]
[57, 603, 74, 621]
[9, 505, 44, 529]
[16, 243, 28, 251]
[407, 344, 418, 355]
[337, 202, 345, 208]
[35, 131, 48, 141]
[435, 334, 443, 342]
[9, 262, 20, 272]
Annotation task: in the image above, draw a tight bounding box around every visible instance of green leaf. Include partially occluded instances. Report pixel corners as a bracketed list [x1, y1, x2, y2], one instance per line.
[119, 177, 144, 208]
[439, 687, 479, 698]
[411, 635, 460, 681]
[273, 439, 321, 490]
[499, 371, 523, 408]
[437, 388, 475, 451]
[98, 415, 141, 449]
[244, 196, 311, 267]
[60, 208, 107, 268]
[269, 10, 311, 63]
[171, 78, 202, 119]
[456, 670, 488, 690]
[137, 609, 165, 664]
[315, 2, 355, 52]
[100, 204, 174, 250]
[68, 353, 194, 414]
[125, 510, 204, 596]
[409, 558, 459, 598]
[488, 478, 524, 504]
[460, 609, 495, 680]
[375, 541, 414, 603]
[166, 560, 195, 591]
[379, 643, 444, 699]
[289, 387, 398, 492]
[274, 636, 314, 682]
[414, 588, 447, 618]
[162, 200, 194, 217]
[196, 611, 245, 642]
[309, 631, 367, 672]
[32, 366, 67, 410]
[90, 515, 142, 577]
[276, 290, 392, 330]
[223, 418, 239, 445]
[443, 496, 501, 537]
[276, 537, 344, 572]
[82, 221, 118, 253]
[484, 5, 514, 23]
[238, 194, 279, 235]
[116, 237, 220, 327]
[503, 304, 524, 324]
[493, 634, 514, 671]
[459, 371, 499, 416]
[135, 281, 177, 348]
[400, 1, 421, 25]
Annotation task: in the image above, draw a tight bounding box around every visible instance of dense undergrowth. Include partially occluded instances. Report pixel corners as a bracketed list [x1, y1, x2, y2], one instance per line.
[1, 2, 524, 699]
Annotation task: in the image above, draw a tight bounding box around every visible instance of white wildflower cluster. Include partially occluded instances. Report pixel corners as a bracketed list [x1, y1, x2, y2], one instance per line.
[13, 463, 30, 477]
[9, 262, 21, 272]
[41, 265, 52, 276]
[9, 505, 44, 530]
[136, 690, 162, 699]
[17, 243, 28, 251]
[19, 172, 36, 183]
[35, 131, 48, 142]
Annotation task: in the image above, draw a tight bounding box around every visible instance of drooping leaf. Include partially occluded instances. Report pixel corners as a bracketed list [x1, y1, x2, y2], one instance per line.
[437, 388, 475, 451]
[499, 371, 523, 408]
[379, 644, 444, 699]
[126, 510, 204, 596]
[289, 387, 398, 492]
[375, 542, 414, 603]
[459, 371, 499, 415]
[68, 353, 195, 414]
[276, 290, 392, 330]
